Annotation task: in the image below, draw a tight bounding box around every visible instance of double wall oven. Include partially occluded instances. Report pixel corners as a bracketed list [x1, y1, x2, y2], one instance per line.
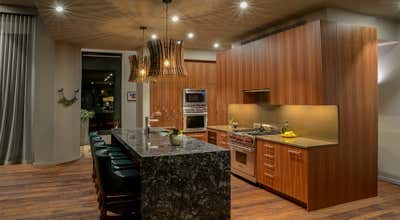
[183, 89, 207, 132]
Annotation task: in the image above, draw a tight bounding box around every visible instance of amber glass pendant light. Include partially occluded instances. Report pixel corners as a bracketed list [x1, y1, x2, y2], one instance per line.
[129, 26, 150, 83]
[147, 0, 186, 78]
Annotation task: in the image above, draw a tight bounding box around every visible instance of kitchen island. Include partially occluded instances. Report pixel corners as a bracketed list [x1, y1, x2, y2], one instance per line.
[111, 128, 230, 220]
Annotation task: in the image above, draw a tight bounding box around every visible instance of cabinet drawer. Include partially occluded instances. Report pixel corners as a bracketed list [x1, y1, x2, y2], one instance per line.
[263, 153, 275, 165]
[263, 172, 275, 187]
[263, 143, 275, 156]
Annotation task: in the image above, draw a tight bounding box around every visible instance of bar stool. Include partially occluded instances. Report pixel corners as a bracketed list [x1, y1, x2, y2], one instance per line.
[95, 149, 140, 219]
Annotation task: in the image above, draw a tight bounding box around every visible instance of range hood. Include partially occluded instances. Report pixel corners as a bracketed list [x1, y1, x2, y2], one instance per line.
[243, 88, 270, 104]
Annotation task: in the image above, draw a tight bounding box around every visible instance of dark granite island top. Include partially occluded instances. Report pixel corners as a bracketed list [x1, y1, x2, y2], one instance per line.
[111, 128, 231, 220]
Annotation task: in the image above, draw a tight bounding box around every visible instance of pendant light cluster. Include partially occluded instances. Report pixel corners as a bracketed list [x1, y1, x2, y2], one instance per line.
[147, 0, 186, 78]
[129, 26, 150, 83]
[130, 0, 186, 83]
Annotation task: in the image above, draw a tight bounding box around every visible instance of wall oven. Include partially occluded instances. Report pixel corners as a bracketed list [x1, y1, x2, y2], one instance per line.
[183, 89, 207, 132]
[183, 89, 207, 106]
[183, 113, 208, 132]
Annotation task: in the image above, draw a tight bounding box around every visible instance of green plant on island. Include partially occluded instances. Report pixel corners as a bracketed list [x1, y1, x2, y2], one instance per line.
[80, 109, 95, 121]
[169, 128, 183, 136]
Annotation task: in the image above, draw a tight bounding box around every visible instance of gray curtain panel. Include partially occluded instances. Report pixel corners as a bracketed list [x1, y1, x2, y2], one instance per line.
[0, 13, 35, 165]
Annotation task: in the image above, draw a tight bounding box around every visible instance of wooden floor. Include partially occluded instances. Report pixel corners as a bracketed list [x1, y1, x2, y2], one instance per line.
[1, 156, 400, 220]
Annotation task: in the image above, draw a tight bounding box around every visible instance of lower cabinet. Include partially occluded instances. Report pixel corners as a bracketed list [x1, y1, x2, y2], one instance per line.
[257, 140, 308, 204]
[185, 132, 207, 142]
[207, 129, 229, 149]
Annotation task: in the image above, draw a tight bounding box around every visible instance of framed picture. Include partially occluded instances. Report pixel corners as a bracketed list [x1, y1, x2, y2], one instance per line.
[127, 91, 136, 101]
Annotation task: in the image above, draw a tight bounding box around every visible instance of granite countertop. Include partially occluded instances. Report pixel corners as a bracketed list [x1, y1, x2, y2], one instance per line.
[256, 135, 338, 148]
[112, 128, 228, 158]
[207, 125, 251, 133]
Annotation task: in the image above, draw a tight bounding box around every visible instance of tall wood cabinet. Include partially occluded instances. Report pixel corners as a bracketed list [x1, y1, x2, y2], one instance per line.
[234, 20, 377, 210]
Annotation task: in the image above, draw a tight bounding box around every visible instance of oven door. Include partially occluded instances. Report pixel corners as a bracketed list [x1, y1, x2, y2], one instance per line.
[230, 143, 256, 181]
[183, 89, 206, 105]
[183, 113, 207, 132]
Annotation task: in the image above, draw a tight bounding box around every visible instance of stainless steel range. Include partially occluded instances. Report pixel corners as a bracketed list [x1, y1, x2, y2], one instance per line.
[229, 128, 279, 182]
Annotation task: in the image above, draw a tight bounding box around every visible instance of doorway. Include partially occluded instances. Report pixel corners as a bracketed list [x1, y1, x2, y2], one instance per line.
[81, 52, 122, 133]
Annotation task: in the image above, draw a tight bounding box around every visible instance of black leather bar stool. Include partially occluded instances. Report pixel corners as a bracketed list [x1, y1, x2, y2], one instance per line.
[95, 149, 140, 219]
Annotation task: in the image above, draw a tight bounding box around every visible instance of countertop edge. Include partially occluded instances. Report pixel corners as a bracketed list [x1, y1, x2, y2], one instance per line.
[256, 136, 338, 149]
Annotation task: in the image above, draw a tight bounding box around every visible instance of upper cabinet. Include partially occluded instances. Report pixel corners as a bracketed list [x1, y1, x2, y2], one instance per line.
[217, 20, 329, 107]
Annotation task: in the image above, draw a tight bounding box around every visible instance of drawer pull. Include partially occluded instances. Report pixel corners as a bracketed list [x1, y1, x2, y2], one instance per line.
[264, 144, 274, 149]
[288, 150, 301, 155]
[264, 163, 274, 168]
[264, 173, 274, 178]
[264, 154, 274, 158]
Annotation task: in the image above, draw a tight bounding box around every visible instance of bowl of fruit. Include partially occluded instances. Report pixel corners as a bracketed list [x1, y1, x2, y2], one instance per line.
[281, 130, 297, 138]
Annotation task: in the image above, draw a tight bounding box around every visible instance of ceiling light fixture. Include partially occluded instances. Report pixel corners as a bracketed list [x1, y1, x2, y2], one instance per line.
[147, 0, 186, 78]
[55, 5, 64, 13]
[187, 32, 194, 39]
[171, 15, 179, 22]
[213, 43, 220, 48]
[151, 34, 158, 39]
[129, 26, 150, 83]
[239, 1, 248, 9]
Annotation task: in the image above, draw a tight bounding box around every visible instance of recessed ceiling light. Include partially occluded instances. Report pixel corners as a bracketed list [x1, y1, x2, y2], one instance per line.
[151, 34, 158, 39]
[213, 43, 220, 48]
[187, 32, 194, 39]
[55, 5, 64, 13]
[239, 1, 248, 9]
[171, 15, 179, 22]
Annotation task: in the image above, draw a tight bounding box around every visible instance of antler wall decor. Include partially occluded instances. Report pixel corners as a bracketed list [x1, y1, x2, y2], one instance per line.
[57, 88, 79, 107]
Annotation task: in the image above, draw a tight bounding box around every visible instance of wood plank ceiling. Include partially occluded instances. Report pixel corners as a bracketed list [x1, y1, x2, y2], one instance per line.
[34, 0, 399, 50]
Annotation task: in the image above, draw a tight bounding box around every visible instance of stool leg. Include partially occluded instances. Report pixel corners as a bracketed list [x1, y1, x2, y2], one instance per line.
[100, 208, 107, 220]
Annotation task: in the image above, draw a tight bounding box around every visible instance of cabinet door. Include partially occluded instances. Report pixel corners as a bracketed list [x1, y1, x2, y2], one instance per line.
[217, 131, 229, 148]
[186, 132, 207, 142]
[278, 145, 308, 203]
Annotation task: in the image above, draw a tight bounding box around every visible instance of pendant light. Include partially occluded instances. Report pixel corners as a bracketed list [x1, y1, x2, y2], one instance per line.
[129, 26, 150, 83]
[147, 0, 186, 78]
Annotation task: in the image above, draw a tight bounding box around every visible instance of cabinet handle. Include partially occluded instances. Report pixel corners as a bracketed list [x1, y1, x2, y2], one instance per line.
[264, 144, 274, 149]
[288, 150, 301, 155]
[264, 154, 274, 158]
[264, 173, 274, 178]
[264, 163, 274, 168]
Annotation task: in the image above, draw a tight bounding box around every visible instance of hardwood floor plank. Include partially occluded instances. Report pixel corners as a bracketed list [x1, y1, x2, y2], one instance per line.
[0, 154, 399, 220]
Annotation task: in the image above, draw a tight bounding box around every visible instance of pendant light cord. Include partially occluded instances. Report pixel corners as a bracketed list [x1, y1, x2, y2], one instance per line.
[165, 2, 168, 42]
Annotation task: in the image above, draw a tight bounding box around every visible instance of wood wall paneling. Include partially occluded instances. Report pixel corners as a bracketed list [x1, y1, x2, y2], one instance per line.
[150, 61, 217, 129]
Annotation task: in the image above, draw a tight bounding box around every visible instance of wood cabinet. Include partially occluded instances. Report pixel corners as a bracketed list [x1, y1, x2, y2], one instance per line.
[278, 145, 308, 203]
[256, 141, 279, 189]
[150, 60, 218, 128]
[185, 132, 207, 142]
[257, 140, 308, 204]
[207, 129, 229, 149]
[215, 21, 327, 125]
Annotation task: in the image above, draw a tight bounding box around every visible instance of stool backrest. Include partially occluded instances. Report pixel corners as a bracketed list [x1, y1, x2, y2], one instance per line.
[94, 149, 115, 193]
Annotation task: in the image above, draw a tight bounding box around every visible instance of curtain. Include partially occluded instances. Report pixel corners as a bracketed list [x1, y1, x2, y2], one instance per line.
[0, 13, 35, 165]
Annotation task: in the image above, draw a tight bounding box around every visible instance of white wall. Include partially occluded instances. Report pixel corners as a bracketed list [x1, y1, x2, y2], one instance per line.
[378, 28, 400, 184]
[52, 43, 81, 163]
[33, 18, 81, 165]
[32, 18, 55, 164]
[326, 8, 398, 42]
